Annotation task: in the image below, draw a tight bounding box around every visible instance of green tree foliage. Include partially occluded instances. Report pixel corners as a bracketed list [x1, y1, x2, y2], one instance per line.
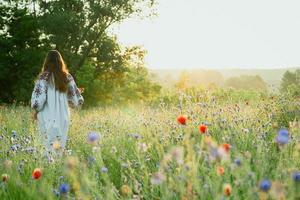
[280, 69, 300, 97]
[38, 0, 155, 73]
[112, 47, 161, 105]
[225, 75, 267, 91]
[0, 4, 49, 103]
[0, 0, 160, 105]
[76, 45, 161, 106]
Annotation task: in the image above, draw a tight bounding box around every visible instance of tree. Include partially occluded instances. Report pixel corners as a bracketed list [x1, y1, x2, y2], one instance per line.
[112, 47, 161, 105]
[0, 0, 160, 105]
[76, 45, 161, 106]
[0, 5, 49, 103]
[38, 0, 156, 74]
[280, 69, 300, 97]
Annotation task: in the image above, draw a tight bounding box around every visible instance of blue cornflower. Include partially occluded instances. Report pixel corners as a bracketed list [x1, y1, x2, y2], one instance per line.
[10, 145, 18, 151]
[276, 129, 289, 145]
[234, 158, 241, 166]
[87, 132, 100, 143]
[88, 156, 95, 165]
[25, 147, 36, 154]
[12, 131, 17, 138]
[259, 179, 271, 192]
[131, 133, 142, 139]
[101, 167, 108, 173]
[53, 189, 60, 197]
[59, 183, 70, 194]
[292, 172, 300, 182]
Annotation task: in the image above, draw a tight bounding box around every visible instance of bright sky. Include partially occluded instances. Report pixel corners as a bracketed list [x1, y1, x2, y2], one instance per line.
[114, 0, 300, 69]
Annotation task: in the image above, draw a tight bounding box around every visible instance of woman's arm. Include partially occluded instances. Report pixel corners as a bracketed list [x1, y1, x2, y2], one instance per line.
[31, 73, 48, 112]
[67, 74, 84, 108]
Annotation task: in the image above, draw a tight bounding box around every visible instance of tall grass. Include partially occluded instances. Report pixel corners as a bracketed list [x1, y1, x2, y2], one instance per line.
[0, 89, 299, 199]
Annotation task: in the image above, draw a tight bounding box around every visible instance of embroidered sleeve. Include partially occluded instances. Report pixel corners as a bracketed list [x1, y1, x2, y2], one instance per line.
[31, 72, 48, 112]
[67, 74, 84, 108]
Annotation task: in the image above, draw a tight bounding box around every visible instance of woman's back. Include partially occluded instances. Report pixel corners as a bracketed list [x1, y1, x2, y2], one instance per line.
[31, 70, 83, 153]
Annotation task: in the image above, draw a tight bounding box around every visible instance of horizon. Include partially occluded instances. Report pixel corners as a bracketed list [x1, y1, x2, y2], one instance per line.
[115, 0, 300, 70]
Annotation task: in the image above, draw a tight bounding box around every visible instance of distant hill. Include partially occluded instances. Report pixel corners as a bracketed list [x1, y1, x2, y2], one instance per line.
[149, 68, 299, 90]
[218, 68, 298, 89]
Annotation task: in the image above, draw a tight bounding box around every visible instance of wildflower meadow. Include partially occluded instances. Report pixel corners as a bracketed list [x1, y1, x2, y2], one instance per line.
[1, 0, 300, 199]
[0, 88, 299, 200]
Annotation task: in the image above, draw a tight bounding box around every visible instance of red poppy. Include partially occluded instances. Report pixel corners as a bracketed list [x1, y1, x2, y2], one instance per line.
[177, 115, 187, 125]
[223, 184, 232, 196]
[32, 168, 42, 180]
[217, 166, 225, 176]
[221, 143, 231, 152]
[199, 124, 207, 134]
[2, 174, 8, 182]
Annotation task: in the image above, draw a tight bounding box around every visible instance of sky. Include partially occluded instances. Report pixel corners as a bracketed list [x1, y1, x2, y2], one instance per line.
[114, 0, 300, 69]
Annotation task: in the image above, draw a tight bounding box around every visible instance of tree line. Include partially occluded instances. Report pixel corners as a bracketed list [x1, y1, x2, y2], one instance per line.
[171, 69, 299, 96]
[0, 0, 160, 106]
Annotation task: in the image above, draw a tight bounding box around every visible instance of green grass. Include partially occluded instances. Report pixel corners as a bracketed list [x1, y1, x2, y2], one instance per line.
[0, 90, 299, 199]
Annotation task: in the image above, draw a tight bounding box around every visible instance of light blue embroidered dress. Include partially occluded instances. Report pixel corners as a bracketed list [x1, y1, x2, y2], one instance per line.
[31, 72, 83, 153]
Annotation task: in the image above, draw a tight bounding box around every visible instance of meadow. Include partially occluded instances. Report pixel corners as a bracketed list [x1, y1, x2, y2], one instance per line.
[0, 88, 299, 200]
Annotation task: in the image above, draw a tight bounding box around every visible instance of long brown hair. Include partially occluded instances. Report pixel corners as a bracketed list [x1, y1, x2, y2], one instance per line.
[42, 50, 69, 92]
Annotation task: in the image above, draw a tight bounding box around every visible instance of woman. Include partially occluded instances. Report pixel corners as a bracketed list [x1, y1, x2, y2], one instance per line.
[31, 50, 83, 156]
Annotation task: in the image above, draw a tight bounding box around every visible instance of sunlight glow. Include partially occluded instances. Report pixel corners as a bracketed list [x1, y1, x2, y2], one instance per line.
[114, 0, 300, 69]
